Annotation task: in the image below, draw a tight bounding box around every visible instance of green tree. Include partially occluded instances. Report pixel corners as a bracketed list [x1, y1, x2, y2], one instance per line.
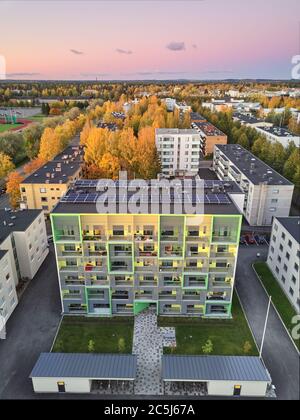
[23, 123, 44, 159]
[237, 133, 250, 149]
[202, 339, 213, 355]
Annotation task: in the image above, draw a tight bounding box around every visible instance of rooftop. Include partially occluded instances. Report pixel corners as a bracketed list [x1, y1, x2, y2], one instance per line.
[97, 122, 118, 131]
[21, 144, 83, 185]
[52, 178, 243, 215]
[257, 125, 299, 138]
[30, 353, 137, 380]
[215, 144, 293, 186]
[233, 113, 264, 125]
[190, 112, 207, 122]
[275, 217, 300, 244]
[156, 128, 198, 135]
[0, 209, 43, 244]
[162, 355, 271, 382]
[192, 121, 226, 137]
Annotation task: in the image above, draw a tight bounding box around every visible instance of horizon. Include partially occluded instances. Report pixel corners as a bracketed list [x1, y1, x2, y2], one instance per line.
[1, 0, 300, 81]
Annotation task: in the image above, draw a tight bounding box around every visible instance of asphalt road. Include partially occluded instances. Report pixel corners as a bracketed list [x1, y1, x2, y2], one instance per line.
[0, 193, 9, 209]
[236, 244, 300, 401]
[0, 246, 61, 399]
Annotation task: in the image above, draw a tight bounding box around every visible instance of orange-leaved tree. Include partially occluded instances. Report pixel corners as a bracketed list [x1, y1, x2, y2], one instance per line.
[6, 171, 24, 208]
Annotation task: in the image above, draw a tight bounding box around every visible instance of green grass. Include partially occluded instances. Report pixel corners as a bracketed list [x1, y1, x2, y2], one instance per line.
[158, 293, 258, 356]
[26, 115, 45, 122]
[52, 316, 134, 354]
[253, 262, 299, 351]
[0, 123, 21, 132]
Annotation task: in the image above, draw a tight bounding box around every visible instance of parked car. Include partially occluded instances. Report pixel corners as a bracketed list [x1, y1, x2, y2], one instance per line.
[47, 235, 53, 244]
[240, 235, 247, 245]
[245, 234, 256, 245]
[255, 234, 265, 245]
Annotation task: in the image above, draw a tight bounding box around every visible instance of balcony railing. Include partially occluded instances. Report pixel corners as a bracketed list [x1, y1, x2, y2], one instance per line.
[135, 294, 154, 300]
[184, 266, 208, 273]
[210, 252, 235, 258]
[184, 281, 206, 288]
[137, 251, 158, 257]
[109, 234, 133, 241]
[58, 250, 83, 257]
[212, 236, 237, 243]
[183, 295, 201, 301]
[159, 266, 181, 272]
[83, 234, 107, 241]
[134, 234, 158, 242]
[186, 235, 209, 243]
[159, 294, 177, 301]
[135, 265, 158, 272]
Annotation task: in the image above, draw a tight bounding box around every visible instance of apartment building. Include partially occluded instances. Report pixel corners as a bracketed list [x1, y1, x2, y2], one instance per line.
[51, 179, 243, 319]
[213, 144, 294, 226]
[0, 209, 48, 338]
[155, 128, 202, 175]
[190, 112, 207, 123]
[192, 121, 227, 156]
[267, 217, 300, 312]
[202, 99, 261, 113]
[20, 145, 83, 215]
[232, 113, 273, 129]
[254, 126, 300, 148]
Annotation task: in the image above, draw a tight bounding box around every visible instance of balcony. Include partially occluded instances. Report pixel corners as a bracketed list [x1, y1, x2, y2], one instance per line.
[161, 308, 181, 315]
[184, 266, 208, 273]
[60, 265, 80, 272]
[109, 234, 133, 241]
[83, 234, 107, 242]
[57, 249, 83, 257]
[136, 250, 158, 257]
[210, 252, 235, 258]
[135, 293, 154, 301]
[160, 246, 183, 258]
[160, 234, 179, 242]
[134, 234, 158, 242]
[183, 294, 201, 301]
[212, 235, 237, 244]
[159, 294, 178, 301]
[84, 264, 107, 273]
[110, 263, 132, 273]
[84, 249, 107, 257]
[135, 263, 158, 272]
[187, 309, 204, 315]
[159, 265, 181, 273]
[186, 234, 209, 243]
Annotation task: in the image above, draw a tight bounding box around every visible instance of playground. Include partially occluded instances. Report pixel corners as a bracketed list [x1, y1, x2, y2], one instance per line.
[0, 107, 42, 132]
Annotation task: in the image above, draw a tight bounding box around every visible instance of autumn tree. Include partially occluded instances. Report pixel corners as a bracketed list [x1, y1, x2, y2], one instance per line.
[0, 152, 15, 180]
[23, 157, 45, 176]
[6, 171, 24, 208]
[23, 123, 44, 159]
[38, 127, 61, 161]
[136, 127, 161, 179]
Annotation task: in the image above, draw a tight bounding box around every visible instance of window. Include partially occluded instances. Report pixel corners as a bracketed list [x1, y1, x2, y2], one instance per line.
[274, 224, 278, 231]
[289, 287, 294, 297]
[281, 232, 286, 240]
[41, 197, 48, 202]
[288, 240, 292, 248]
[286, 252, 290, 260]
[271, 199, 278, 204]
[270, 246, 274, 253]
[275, 266, 279, 274]
[291, 275, 296, 284]
[279, 244, 283, 252]
[273, 189, 279, 194]
[283, 264, 288, 272]
[281, 275, 286, 284]
[42, 206, 48, 211]
[21, 187, 26, 193]
[294, 263, 299, 272]
[277, 256, 281, 263]
[40, 188, 47, 193]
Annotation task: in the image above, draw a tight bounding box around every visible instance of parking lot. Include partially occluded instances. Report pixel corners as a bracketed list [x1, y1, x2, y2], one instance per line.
[240, 230, 270, 247]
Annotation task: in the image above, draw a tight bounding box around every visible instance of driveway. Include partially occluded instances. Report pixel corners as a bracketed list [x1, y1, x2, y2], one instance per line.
[236, 245, 300, 400]
[0, 246, 61, 399]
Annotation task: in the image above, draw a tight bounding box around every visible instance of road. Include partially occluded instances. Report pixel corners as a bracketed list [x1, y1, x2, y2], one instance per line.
[236, 244, 300, 401]
[0, 246, 61, 399]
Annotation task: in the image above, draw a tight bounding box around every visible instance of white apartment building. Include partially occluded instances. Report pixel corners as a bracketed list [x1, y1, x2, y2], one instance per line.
[213, 144, 294, 226]
[163, 98, 177, 112]
[0, 209, 49, 339]
[254, 126, 300, 148]
[155, 128, 202, 175]
[267, 217, 300, 312]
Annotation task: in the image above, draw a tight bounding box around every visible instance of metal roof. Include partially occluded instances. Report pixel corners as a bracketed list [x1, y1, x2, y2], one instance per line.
[162, 356, 271, 382]
[30, 353, 137, 380]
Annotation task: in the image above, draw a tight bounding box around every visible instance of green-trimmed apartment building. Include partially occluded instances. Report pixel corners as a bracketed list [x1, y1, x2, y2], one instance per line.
[51, 179, 244, 318]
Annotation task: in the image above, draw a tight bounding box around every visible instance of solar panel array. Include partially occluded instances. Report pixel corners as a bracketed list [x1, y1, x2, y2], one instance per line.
[61, 190, 231, 205]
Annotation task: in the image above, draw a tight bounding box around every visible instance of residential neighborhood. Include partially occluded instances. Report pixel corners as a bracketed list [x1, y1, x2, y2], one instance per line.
[0, 0, 299, 407]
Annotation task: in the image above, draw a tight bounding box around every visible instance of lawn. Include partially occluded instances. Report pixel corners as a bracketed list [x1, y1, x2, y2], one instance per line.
[158, 293, 258, 356]
[26, 115, 45, 122]
[0, 123, 21, 133]
[52, 316, 134, 354]
[253, 262, 299, 351]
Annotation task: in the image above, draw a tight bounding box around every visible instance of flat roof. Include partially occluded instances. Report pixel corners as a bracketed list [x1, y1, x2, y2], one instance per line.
[52, 179, 243, 215]
[30, 353, 137, 380]
[275, 217, 300, 244]
[22, 145, 83, 185]
[233, 113, 264, 125]
[190, 112, 206, 121]
[216, 144, 293, 186]
[162, 356, 271, 382]
[156, 128, 198, 135]
[192, 121, 226, 137]
[0, 209, 43, 244]
[257, 125, 299, 138]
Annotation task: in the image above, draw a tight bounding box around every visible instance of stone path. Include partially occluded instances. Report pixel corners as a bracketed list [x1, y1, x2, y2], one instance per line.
[132, 307, 175, 395]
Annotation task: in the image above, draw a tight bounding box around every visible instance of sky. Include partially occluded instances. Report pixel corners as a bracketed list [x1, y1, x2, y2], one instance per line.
[0, 0, 300, 80]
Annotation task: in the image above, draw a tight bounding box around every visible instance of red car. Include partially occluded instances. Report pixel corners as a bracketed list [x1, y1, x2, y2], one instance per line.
[245, 234, 255, 245]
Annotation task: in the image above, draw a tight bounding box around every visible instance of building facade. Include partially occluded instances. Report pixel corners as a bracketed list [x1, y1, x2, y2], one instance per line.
[0, 209, 49, 338]
[213, 144, 294, 226]
[254, 126, 300, 148]
[20, 145, 83, 215]
[155, 129, 202, 175]
[51, 180, 242, 319]
[267, 217, 300, 312]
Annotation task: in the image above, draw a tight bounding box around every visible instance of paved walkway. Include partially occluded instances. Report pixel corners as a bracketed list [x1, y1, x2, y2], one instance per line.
[132, 308, 175, 396]
[236, 245, 299, 401]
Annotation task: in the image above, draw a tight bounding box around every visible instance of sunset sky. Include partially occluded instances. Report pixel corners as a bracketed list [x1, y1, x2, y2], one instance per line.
[1, 0, 300, 80]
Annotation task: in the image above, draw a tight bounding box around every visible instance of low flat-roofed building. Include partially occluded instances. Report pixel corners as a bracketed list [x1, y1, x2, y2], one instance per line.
[267, 217, 300, 312]
[213, 144, 294, 226]
[233, 113, 273, 128]
[20, 145, 83, 214]
[0, 209, 48, 338]
[190, 112, 207, 123]
[30, 352, 137, 394]
[162, 355, 272, 397]
[192, 121, 227, 156]
[254, 126, 300, 148]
